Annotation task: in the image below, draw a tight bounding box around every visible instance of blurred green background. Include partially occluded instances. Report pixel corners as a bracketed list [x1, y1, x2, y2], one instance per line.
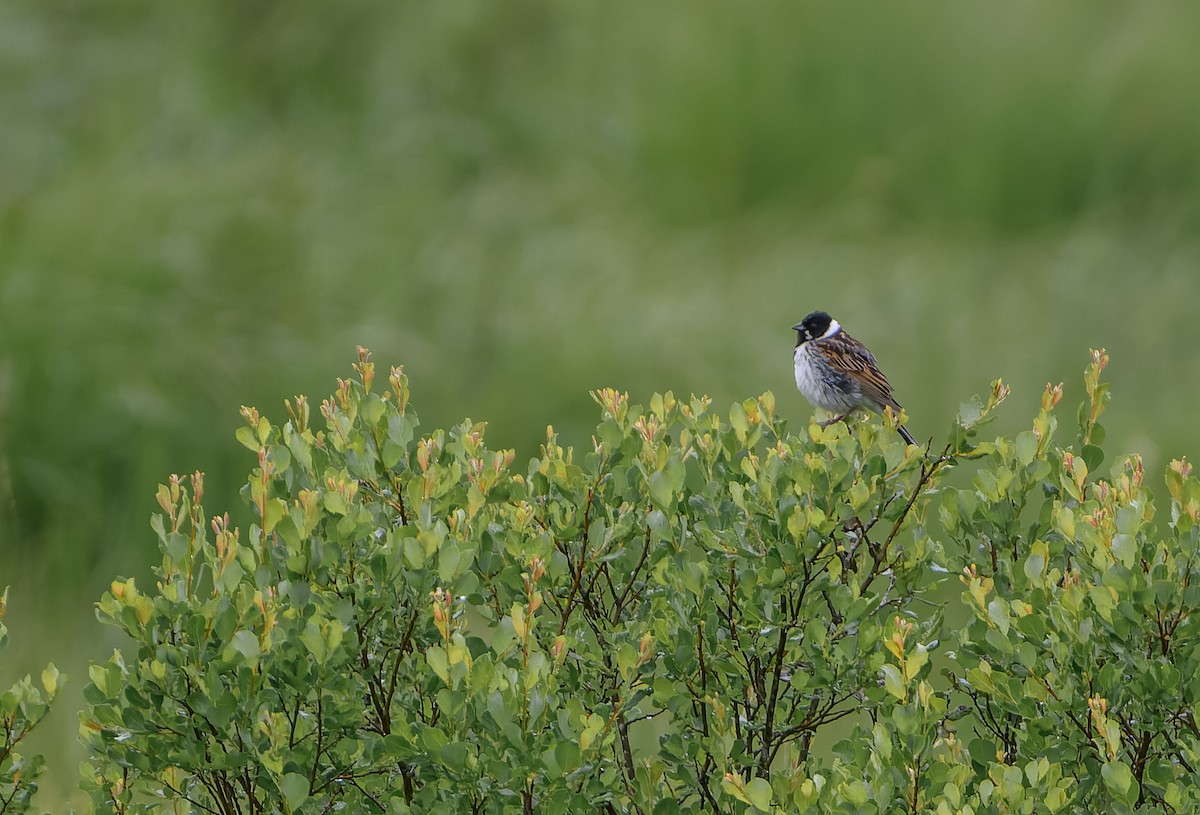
[3, 1, 1200, 807]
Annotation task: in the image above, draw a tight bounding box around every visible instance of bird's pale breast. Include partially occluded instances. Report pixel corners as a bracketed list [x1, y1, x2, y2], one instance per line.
[793, 344, 861, 413]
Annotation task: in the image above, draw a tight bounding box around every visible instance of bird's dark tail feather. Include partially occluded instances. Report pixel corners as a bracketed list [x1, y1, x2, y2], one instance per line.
[897, 424, 918, 446]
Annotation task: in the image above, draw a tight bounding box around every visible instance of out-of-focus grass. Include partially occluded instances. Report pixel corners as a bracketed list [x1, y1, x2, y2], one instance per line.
[2, 1, 1200, 807]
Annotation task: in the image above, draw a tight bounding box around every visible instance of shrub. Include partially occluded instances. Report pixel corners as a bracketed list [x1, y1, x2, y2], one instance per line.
[0, 588, 64, 815]
[939, 351, 1200, 813]
[79, 348, 1200, 814]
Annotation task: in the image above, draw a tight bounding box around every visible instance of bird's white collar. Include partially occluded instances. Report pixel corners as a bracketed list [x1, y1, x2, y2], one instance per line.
[820, 319, 841, 339]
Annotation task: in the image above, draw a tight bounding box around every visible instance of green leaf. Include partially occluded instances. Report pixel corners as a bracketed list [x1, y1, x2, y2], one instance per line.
[872, 723, 893, 760]
[235, 425, 260, 452]
[1110, 533, 1136, 567]
[511, 604, 527, 640]
[438, 544, 462, 582]
[287, 430, 314, 473]
[300, 622, 327, 663]
[40, 663, 62, 696]
[1166, 464, 1185, 501]
[729, 401, 748, 439]
[280, 772, 309, 810]
[903, 643, 929, 681]
[388, 413, 414, 449]
[441, 742, 468, 769]
[403, 536, 426, 569]
[1081, 443, 1104, 471]
[323, 490, 348, 516]
[488, 691, 512, 727]
[263, 498, 287, 534]
[959, 400, 982, 426]
[229, 630, 260, 663]
[1015, 430, 1038, 466]
[648, 470, 674, 510]
[1044, 784, 1068, 813]
[555, 740, 580, 773]
[721, 776, 751, 806]
[361, 393, 386, 426]
[1101, 760, 1137, 803]
[164, 531, 189, 563]
[427, 645, 450, 685]
[880, 664, 905, 699]
[1023, 540, 1048, 584]
[843, 779, 869, 806]
[987, 599, 1011, 636]
[848, 479, 870, 510]
[745, 777, 773, 811]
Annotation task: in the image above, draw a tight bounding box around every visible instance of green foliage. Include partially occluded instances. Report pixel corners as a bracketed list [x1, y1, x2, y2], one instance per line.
[0, 588, 64, 814]
[80, 349, 1200, 813]
[943, 350, 1200, 813]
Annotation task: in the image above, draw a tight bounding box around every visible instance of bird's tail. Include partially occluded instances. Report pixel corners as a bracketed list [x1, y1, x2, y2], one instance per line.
[897, 424, 918, 446]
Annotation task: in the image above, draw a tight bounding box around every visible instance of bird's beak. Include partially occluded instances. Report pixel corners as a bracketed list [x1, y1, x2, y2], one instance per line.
[791, 323, 803, 332]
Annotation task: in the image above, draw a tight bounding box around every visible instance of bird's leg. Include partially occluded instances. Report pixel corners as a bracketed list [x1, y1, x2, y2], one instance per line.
[819, 411, 853, 428]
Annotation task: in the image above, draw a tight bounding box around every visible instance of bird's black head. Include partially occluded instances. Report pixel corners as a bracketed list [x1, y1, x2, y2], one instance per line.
[792, 310, 838, 345]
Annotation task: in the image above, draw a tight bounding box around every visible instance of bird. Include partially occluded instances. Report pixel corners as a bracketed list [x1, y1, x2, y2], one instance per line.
[792, 310, 918, 445]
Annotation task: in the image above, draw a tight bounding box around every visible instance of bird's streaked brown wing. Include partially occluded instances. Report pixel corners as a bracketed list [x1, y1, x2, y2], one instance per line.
[817, 331, 902, 411]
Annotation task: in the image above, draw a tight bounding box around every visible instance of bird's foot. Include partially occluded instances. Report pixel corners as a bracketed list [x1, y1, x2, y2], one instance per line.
[819, 412, 852, 428]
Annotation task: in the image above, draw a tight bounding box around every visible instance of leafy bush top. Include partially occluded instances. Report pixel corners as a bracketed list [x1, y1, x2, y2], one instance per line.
[76, 348, 1200, 815]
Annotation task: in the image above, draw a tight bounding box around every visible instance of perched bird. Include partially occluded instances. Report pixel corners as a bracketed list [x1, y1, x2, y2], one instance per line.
[792, 310, 918, 445]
